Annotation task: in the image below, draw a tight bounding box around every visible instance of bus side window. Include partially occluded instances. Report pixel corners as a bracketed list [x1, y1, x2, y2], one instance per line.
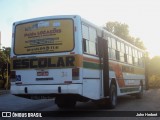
[108, 37, 112, 59]
[82, 24, 89, 53]
[124, 45, 129, 63]
[83, 38, 87, 52]
[108, 48, 112, 59]
[132, 49, 135, 65]
[111, 38, 116, 49]
[128, 46, 133, 64]
[120, 42, 125, 62]
[134, 49, 138, 66]
[142, 53, 145, 67]
[108, 37, 112, 48]
[117, 41, 121, 51]
[116, 51, 120, 61]
[138, 51, 143, 67]
[124, 53, 128, 63]
[82, 24, 97, 55]
[116, 41, 120, 61]
[111, 38, 116, 60]
[89, 27, 97, 55]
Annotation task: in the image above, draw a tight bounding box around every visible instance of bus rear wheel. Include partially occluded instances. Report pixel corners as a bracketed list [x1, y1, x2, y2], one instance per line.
[108, 83, 117, 109]
[94, 83, 117, 109]
[135, 81, 143, 99]
[55, 96, 76, 109]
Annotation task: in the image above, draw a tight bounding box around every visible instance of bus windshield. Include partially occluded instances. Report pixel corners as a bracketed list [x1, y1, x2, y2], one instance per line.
[14, 19, 74, 55]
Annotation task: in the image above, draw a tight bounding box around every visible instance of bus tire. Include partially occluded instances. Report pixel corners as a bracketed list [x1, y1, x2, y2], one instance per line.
[135, 81, 143, 99]
[108, 83, 117, 109]
[55, 97, 76, 109]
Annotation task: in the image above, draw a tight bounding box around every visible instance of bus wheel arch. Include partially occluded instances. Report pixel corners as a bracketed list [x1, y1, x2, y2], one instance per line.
[110, 78, 117, 88]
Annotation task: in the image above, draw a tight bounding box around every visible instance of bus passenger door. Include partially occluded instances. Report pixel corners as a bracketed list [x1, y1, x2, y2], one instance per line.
[98, 37, 109, 97]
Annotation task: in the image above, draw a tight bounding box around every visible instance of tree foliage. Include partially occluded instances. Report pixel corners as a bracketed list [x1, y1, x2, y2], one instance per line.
[104, 21, 145, 50]
[148, 56, 160, 76]
[0, 47, 10, 81]
[148, 56, 160, 88]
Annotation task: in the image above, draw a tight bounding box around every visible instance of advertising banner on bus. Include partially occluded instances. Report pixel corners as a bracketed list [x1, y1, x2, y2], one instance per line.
[14, 19, 74, 55]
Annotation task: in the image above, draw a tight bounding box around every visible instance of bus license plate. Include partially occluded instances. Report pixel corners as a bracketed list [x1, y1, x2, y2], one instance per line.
[37, 71, 49, 76]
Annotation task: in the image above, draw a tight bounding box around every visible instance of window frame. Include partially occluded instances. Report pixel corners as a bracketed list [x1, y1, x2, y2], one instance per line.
[82, 23, 98, 56]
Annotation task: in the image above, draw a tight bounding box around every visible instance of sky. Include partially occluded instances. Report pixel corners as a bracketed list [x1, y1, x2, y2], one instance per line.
[0, 0, 160, 57]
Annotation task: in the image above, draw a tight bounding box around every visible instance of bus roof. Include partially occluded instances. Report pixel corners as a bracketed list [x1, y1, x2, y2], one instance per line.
[13, 14, 145, 53]
[13, 15, 81, 25]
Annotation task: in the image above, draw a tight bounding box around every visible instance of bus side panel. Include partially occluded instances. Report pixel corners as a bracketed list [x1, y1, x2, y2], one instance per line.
[82, 69, 101, 99]
[109, 61, 145, 96]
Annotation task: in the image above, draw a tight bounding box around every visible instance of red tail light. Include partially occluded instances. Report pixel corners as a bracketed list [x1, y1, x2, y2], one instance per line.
[72, 68, 79, 80]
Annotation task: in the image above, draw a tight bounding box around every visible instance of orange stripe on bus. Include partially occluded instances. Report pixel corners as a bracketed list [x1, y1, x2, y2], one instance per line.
[83, 57, 99, 63]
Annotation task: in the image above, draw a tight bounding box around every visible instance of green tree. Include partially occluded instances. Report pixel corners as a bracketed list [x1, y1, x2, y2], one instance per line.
[105, 21, 129, 40]
[149, 56, 160, 76]
[104, 21, 145, 50]
[148, 56, 160, 88]
[0, 47, 10, 89]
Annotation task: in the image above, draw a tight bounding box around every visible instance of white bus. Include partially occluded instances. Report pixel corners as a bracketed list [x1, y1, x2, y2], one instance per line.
[10, 15, 146, 108]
